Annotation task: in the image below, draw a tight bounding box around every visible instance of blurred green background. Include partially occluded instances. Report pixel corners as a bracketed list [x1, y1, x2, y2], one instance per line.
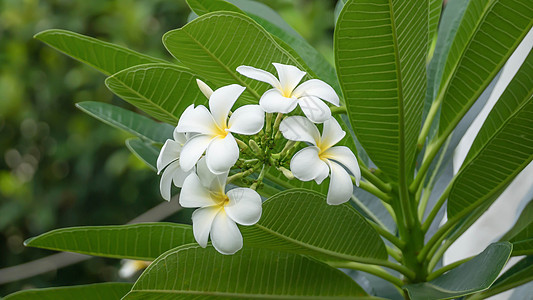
[0, 0, 337, 296]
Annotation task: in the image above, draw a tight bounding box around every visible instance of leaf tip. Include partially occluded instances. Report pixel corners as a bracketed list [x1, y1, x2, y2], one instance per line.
[23, 237, 35, 247]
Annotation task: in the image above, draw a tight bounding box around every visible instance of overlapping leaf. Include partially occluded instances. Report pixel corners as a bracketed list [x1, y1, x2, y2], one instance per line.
[500, 198, 533, 256]
[162, 12, 312, 104]
[428, 0, 443, 50]
[105, 63, 205, 125]
[124, 244, 371, 299]
[404, 242, 512, 299]
[448, 49, 533, 217]
[335, 0, 428, 181]
[242, 189, 388, 262]
[478, 256, 533, 298]
[24, 223, 194, 260]
[438, 0, 533, 135]
[4, 283, 133, 300]
[34, 29, 167, 76]
[125, 138, 159, 171]
[76, 101, 174, 144]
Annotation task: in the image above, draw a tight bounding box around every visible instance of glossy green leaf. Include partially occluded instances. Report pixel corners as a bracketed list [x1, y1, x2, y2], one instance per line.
[475, 256, 533, 299]
[448, 49, 533, 218]
[124, 244, 371, 299]
[35, 29, 167, 76]
[500, 198, 533, 256]
[105, 63, 205, 125]
[242, 189, 388, 263]
[428, 0, 443, 50]
[335, 0, 428, 181]
[186, 0, 241, 15]
[76, 101, 174, 144]
[125, 138, 159, 171]
[24, 223, 194, 260]
[163, 12, 312, 104]
[437, 0, 533, 135]
[4, 283, 133, 300]
[404, 242, 512, 300]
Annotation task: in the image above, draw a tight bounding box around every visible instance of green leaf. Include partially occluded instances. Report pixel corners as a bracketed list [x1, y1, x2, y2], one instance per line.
[124, 244, 372, 299]
[500, 198, 533, 256]
[76, 101, 174, 144]
[242, 189, 388, 263]
[437, 0, 533, 136]
[34, 29, 167, 76]
[404, 242, 512, 300]
[428, 0, 443, 50]
[448, 49, 533, 218]
[335, 0, 428, 181]
[24, 223, 194, 261]
[125, 138, 159, 171]
[4, 283, 133, 300]
[186, 0, 242, 15]
[162, 11, 312, 104]
[105, 63, 205, 125]
[476, 256, 533, 299]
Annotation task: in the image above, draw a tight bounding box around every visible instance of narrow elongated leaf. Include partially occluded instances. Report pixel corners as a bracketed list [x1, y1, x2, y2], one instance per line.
[163, 12, 312, 104]
[24, 223, 194, 261]
[438, 0, 533, 135]
[125, 138, 159, 171]
[428, 0, 443, 50]
[448, 49, 533, 218]
[4, 283, 133, 300]
[242, 189, 388, 263]
[124, 244, 371, 299]
[404, 242, 512, 300]
[76, 102, 174, 144]
[335, 0, 428, 181]
[35, 29, 167, 76]
[105, 63, 205, 125]
[500, 198, 533, 256]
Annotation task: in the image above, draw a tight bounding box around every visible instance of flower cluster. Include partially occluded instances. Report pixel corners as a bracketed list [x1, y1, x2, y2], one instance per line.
[157, 63, 361, 254]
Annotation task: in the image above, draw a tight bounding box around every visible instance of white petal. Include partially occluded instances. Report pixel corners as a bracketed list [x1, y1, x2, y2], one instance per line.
[196, 78, 213, 99]
[272, 63, 306, 95]
[259, 89, 298, 113]
[206, 134, 239, 174]
[298, 96, 332, 123]
[290, 146, 330, 183]
[196, 157, 228, 194]
[210, 211, 243, 255]
[236, 65, 281, 90]
[292, 79, 340, 106]
[326, 160, 353, 205]
[180, 134, 213, 172]
[228, 105, 264, 135]
[322, 146, 361, 186]
[192, 206, 221, 248]
[179, 172, 217, 208]
[209, 84, 246, 130]
[157, 139, 181, 174]
[279, 116, 320, 145]
[320, 117, 346, 149]
[176, 105, 219, 135]
[173, 129, 187, 145]
[225, 188, 262, 225]
[159, 160, 181, 201]
[172, 161, 192, 188]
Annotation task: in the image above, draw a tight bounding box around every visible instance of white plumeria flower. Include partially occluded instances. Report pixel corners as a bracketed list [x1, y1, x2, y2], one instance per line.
[180, 158, 262, 255]
[236, 63, 340, 123]
[280, 116, 361, 205]
[157, 128, 193, 201]
[118, 259, 150, 278]
[176, 84, 264, 174]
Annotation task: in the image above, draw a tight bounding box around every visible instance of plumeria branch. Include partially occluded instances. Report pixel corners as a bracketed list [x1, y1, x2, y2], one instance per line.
[368, 221, 405, 249]
[360, 166, 392, 193]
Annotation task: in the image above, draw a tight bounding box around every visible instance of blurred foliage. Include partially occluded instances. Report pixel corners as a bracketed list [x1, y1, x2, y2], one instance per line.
[0, 0, 336, 296]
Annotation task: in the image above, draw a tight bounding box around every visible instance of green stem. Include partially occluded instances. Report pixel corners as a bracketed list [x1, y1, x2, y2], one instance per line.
[387, 246, 403, 263]
[417, 97, 441, 150]
[327, 261, 404, 289]
[250, 165, 268, 190]
[422, 180, 453, 232]
[265, 113, 273, 136]
[264, 172, 294, 190]
[426, 256, 473, 281]
[330, 106, 347, 114]
[227, 168, 254, 184]
[361, 166, 392, 193]
[368, 220, 405, 249]
[358, 179, 392, 203]
[427, 234, 455, 272]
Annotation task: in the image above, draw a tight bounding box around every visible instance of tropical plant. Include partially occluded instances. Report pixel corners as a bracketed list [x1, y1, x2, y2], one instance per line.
[5, 0, 533, 299]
